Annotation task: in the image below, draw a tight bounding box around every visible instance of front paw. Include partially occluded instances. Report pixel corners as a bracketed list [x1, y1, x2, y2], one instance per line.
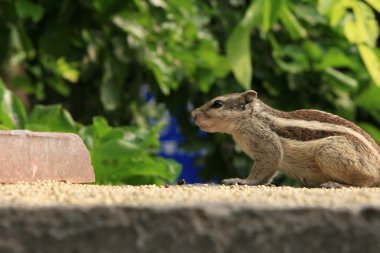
[221, 178, 256, 186]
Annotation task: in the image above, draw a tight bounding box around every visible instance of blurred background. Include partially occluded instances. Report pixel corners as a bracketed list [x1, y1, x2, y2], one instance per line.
[0, 0, 379, 185]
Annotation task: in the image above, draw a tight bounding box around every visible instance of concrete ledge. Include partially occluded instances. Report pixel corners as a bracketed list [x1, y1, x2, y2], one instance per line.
[1, 206, 380, 253]
[1, 183, 380, 252]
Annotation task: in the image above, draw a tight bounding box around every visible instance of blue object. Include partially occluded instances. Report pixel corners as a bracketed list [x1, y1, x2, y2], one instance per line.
[159, 116, 203, 183]
[141, 85, 204, 183]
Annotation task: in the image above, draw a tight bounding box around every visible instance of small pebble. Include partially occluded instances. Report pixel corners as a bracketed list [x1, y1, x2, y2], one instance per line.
[177, 179, 186, 185]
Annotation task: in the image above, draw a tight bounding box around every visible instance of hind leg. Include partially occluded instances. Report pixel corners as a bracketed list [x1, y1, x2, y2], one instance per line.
[315, 136, 379, 187]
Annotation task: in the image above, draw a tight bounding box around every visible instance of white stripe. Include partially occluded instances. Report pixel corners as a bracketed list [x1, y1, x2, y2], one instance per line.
[263, 112, 379, 156]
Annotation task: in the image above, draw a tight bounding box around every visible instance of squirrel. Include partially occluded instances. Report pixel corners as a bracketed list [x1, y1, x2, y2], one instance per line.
[191, 90, 380, 188]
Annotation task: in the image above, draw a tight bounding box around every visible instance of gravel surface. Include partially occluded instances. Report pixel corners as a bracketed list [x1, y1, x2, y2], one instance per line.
[0, 181, 380, 210]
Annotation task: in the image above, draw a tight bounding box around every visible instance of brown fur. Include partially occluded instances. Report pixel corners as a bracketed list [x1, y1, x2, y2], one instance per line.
[262, 104, 380, 153]
[270, 124, 343, 141]
[192, 90, 380, 187]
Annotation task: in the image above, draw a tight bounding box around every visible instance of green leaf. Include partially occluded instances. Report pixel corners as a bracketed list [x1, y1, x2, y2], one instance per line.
[87, 118, 181, 185]
[0, 78, 27, 129]
[150, 0, 168, 8]
[0, 124, 11, 130]
[358, 122, 380, 145]
[93, 0, 126, 16]
[358, 1, 379, 33]
[358, 45, 380, 87]
[47, 77, 71, 97]
[293, 4, 325, 25]
[356, 82, 380, 110]
[370, 111, 380, 125]
[261, 0, 283, 34]
[78, 125, 96, 150]
[272, 45, 309, 74]
[197, 71, 216, 93]
[166, 0, 192, 11]
[227, 24, 252, 90]
[26, 104, 78, 132]
[91, 139, 181, 184]
[146, 53, 176, 95]
[303, 41, 321, 60]
[323, 68, 358, 90]
[93, 116, 112, 138]
[11, 74, 34, 94]
[96, 139, 142, 159]
[9, 24, 35, 63]
[226, 0, 260, 89]
[153, 157, 182, 183]
[328, 1, 347, 27]
[100, 57, 127, 111]
[15, 0, 45, 23]
[38, 56, 72, 96]
[112, 16, 147, 39]
[195, 42, 230, 78]
[365, 0, 380, 13]
[279, 4, 307, 39]
[141, 123, 165, 149]
[318, 48, 358, 70]
[343, 1, 378, 47]
[92, 116, 124, 142]
[317, 0, 336, 15]
[240, 0, 259, 27]
[123, 124, 163, 150]
[56, 58, 80, 83]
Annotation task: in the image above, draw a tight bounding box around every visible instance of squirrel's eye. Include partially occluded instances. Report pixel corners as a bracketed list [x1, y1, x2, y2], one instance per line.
[211, 100, 224, 109]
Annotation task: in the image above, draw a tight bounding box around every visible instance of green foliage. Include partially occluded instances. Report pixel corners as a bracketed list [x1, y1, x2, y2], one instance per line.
[26, 104, 78, 132]
[80, 117, 181, 185]
[0, 0, 379, 184]
[0, 78, 27, 129]
[226, 2, 256, 90]
[0, 80, 181, 185]
[319, 0, 380, 86]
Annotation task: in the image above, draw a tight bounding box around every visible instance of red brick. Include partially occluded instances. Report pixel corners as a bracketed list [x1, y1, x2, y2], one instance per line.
[0, 130, 95, 183]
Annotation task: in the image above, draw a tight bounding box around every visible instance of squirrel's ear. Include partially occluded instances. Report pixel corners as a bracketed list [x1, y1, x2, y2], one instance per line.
[241, 90, 257, 104]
